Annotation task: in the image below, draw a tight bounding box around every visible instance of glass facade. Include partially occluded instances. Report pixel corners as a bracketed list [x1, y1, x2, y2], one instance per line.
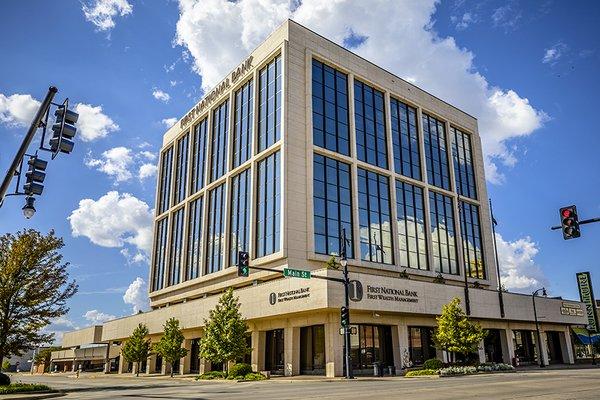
[313, 154, 353, 258]
[233, 80, 254, 168]
[429, 191, 458, 275]
[152, 217, 168, 291]
[157, 147, 173, 214]
[312, 59, 350, 155]
[174, 134, 189, 205]
[258, 55, 282, 152]
[390, 98, 421, 180]
[230, 169, 251, 266]
[186, 196, 203, 281]
[349, 325, 394, 372]
[354, 79, 388, 169]
[408, 326, 436, 366]
[211, 100, 229, 182]
[452, 127, 477, 199]
[206, 183, 226, 274]
[191, 118, 208, 194]
[256, 151, 281, 257]
[396, 181, 428, 270]
[358, 168, 393, 264]
[460, 201, 485, 279]
[169, 207, 185, 286]
[423, 113, 451, 190]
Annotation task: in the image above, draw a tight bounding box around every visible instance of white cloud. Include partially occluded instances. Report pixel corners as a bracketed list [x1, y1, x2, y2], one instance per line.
[43, 317, 79, 345]
[496, 233, 547, 293]
[120, 248, 149, 264]
[542, 42, 567, 65]
[175, 0, 547, 184]
[138, 163, 158, 181]
[161, 117, 178, 128]
[451, 12, 474, 30]
[83, 309, 116, 324]
[68, 191, 154, 258]
[152, 89, 171, 103]
[491, 3, 522, 30]
[0, 93, 40, 128]
[123, 277, 149, 314]
[75, 103, 119, 141]
[138, 150, 157, 161]
[85, 146, 134, 183]
[82, 0, 133, 31]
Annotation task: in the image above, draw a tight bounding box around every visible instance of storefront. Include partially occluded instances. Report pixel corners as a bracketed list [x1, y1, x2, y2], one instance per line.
[300, 325, 325, 375]
[513, 330, 538, 365]
[347, 325, 394, 375]
[265, 329, 285, 375]
[484, 329, 504, 363]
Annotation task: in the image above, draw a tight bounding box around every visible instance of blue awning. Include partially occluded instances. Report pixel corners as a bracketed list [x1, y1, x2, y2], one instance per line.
[572, 327, 600, 345]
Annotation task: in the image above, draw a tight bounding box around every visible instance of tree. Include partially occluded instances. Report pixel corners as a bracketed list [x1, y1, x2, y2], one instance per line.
[33, 346, 61, 371]
[434, 297, 487, 364]
[199, 288, 251, 373]
[121, 324, 151, 377]
[0, 230, 77, 366]
[153, 318, 187, 377]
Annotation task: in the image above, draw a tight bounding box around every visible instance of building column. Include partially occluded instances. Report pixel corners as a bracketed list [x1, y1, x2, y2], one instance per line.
[560, 328, 575, 364]
[500, 329, 515, 365]
[103, 342, 111, 373]
[284, 326, 300, 376]
[146, 354, 156, 374]
[180, 339, 192, 375]
[198, 359, 211, 375]
[118, 354, 127, 374]
[538, 331, 549, 366]
[396, 324, 409, 370]
[161, 361, 171, 376]
[131, 362, 139, 376]
[250, 330, 265, 372]
[325, 321, 343, 377]
[478, 339, 486, 363]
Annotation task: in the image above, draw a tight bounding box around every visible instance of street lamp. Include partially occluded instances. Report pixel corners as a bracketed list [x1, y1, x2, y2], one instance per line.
[339, 228, 353, 379]
[587, 325, 597, 365]
[532, 287, 547, 368]
[22, 196, 36, 219]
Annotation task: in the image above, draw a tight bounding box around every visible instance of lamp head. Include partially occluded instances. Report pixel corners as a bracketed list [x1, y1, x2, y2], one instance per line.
[22, 196, 36, 219]
[340, 258, 348, 268]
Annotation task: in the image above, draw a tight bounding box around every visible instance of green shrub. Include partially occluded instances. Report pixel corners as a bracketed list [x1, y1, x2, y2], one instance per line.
[196, 371, 227, 380]
[0, 383, 51, 394]
[405, 369, 438, 377]
[242, 372, 267, 381]
[423, 358, 443, 370]
[439, 366, 477, 376]
[0, 372, 10, 385]
[227, 363, 253, 379]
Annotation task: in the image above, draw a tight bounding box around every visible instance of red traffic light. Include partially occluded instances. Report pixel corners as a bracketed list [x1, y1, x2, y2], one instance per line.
[561, 209, 571, 218]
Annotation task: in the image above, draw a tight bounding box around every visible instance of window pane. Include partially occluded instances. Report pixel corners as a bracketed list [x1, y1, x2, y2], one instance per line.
[174, 134, 189, 204]
[391, 98, 421, 180]
[396, 181, 427, 270]
[423, 113, 450, 190]
[186, 196, 203, 281]
[429, 191, 458, 274]
[169, 207, 185, 286]
[206, 183, 226, 274]
[211, 100, 229, 182]
[190, 119, 208, 193]
[459, 201, 485, 279]
[355, 80, 388, 169]
[230, 169, 251, 266]
[233, 80, 254, 168]
[158, 147, 173, 214]
[452, 127, 477, 199]
[258, 56, 282, 152]
[256, 151, 281, 257]
[152, 217, 169, 291]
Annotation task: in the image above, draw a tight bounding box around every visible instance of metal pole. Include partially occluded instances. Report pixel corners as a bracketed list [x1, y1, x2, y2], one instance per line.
[341, 228, 353, 379]
[459, 203, 471, 315]
[0, 86, 57, 204]
[490, 199, 505, 318]
[532, 291, 545, 367]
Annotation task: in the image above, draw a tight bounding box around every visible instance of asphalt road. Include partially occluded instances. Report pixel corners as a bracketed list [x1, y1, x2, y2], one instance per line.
[10, 368, 600, 399]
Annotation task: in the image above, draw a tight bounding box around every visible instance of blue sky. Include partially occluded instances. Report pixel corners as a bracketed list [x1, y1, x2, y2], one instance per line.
[0, 0, 599, 338]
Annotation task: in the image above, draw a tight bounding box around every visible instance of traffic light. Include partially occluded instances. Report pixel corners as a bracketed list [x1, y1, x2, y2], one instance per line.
[237, 251, 249, 277]
[23, 156, 47, 196]
[340, 306, 350, 327]
[50, 106, 78, 155]
[560, 205, 581, 240]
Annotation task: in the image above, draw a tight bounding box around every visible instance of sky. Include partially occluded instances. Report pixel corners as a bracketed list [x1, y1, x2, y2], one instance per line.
[0, 0, 599, 341]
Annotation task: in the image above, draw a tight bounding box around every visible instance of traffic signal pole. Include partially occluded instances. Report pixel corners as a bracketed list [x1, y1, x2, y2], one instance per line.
[551, 217, 600, 230]
[340, 228, 354, 379]
[0, 87, 57, 205]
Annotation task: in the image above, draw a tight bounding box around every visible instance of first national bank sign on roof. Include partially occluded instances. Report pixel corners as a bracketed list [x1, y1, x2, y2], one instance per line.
[180, 56, 254, 129]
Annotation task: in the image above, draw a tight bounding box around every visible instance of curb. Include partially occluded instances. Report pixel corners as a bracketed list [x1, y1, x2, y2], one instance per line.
[0, 391, 65, 400]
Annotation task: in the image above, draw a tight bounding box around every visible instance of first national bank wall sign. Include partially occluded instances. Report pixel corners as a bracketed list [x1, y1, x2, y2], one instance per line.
[577, 271, 599, 332]
[180, 56, 254, 129]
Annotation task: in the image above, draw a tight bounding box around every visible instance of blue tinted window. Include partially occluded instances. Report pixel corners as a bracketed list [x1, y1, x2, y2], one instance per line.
[174, 134, 189, 204]
[396, 181, 427, 270]
[256, 151, 281, 257]
[391, 98, 421, 180]
[191, 119, 208, 193]
[313, 154, 353, 257]
[312, 59, 349, 155]
[233, 80, 254, 168]
[357, 168, 393, 264]
[355, 80, 388, 169]
[460, 201, 485, 279]
[452, 127, 477, 199]
[152, 217, 168, 291]
[158, 147, 173, 213]
[206, 183, 225, 274]
[258, 56, 282, 152]
[423, 113, 450, 190]
[230, 169, 251, 266]
[169, 207, 185, 286]
[186, 196, 203, 281]
[429, 191, 458, 275]
[211, 100, 229, 182]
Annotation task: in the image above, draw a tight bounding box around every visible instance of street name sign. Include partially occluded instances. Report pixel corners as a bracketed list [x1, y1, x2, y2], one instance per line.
[283, 268, 311, 279]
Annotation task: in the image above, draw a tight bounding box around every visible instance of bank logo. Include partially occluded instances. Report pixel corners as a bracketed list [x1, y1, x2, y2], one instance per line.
[349, 280, 363, 302]
[269, 292, 277, 305]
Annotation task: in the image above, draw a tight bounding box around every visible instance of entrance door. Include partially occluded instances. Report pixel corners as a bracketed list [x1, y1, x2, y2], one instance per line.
[484, 329, 504, 363]
[265, 329, 285, 375]
[546, 331, 564, 364]
[348, 325, 394, 375]
[300, 325, 325, 375]
[190, 339, 200, 374]
[514, 330, 537, 364]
